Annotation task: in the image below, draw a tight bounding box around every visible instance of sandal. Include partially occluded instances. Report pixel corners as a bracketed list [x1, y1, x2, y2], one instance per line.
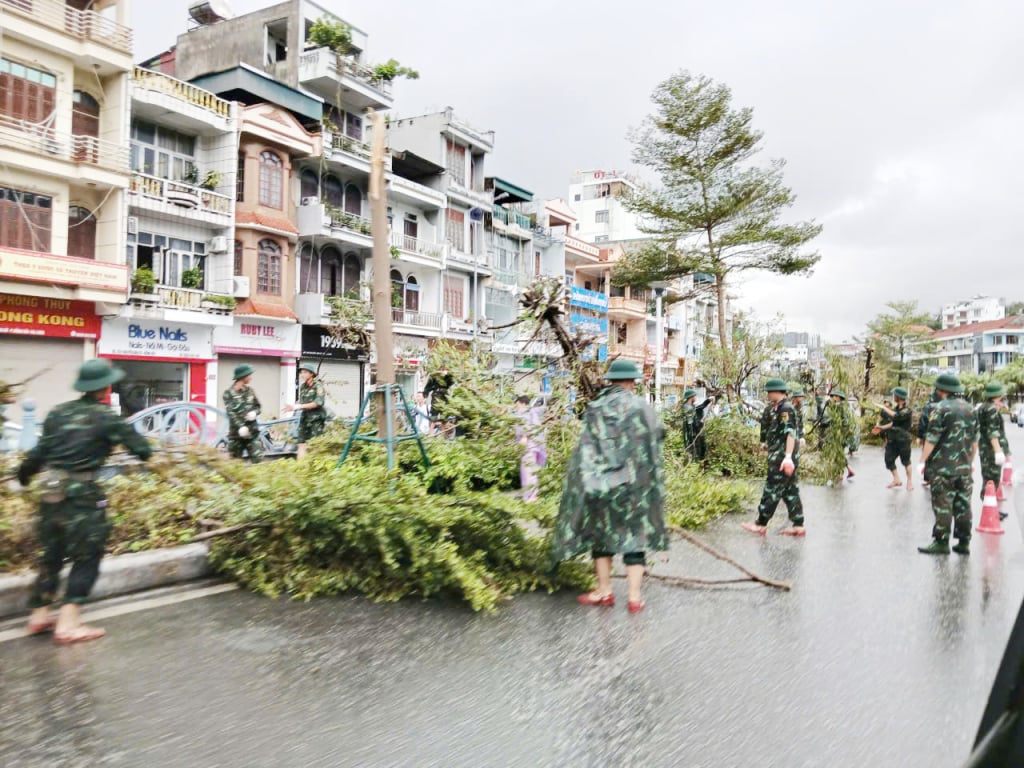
[53, 625, 106, 645]
[779, 527, 807, 537]
[577, 592, 615, 607]
[628, 599, 646, 614]
[26, 618, 57, 636]
[741, 522, 768, 535]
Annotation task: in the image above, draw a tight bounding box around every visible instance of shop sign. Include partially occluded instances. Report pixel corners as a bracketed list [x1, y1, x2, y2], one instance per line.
[0, 248, 128, 292]
[213, 320, 301, 357]
[0, 293, 100, 339]
[99, 317, 214, 359]
[300, 325, 367, 361]
[569, 287, 608, 313]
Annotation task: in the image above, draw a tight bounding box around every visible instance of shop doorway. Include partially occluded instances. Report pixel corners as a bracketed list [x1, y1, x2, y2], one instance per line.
[113, 360, 188, 416]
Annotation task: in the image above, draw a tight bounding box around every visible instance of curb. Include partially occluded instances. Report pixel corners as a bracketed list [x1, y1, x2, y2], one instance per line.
[0, 542, 212, 619]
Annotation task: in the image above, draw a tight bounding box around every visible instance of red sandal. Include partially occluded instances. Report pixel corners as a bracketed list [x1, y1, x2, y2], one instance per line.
[26, 618, 57, 636]
[53, 626, 106, 645]
[628, 599, 646, 614]
[577, 592, 615, 607]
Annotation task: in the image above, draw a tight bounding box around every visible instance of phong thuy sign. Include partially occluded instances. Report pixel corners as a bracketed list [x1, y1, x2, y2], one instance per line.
[0, 293, 100, 338]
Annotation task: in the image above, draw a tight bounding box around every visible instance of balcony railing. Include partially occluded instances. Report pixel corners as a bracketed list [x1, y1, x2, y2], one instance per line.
[607, 343, 647, 361]
[132, 67, 231, 118]
[390, 232, 443, 260]
[608, 296, 647, 316]
[0, 113, 129, 172]
[157, 285, 203, 310]
[1, 0, 132, 53]
[329, 132, 373, 160]
[326, 206, 373, 237]
[131, 173, 232, 215]
[298, 47, 393, 98]
[391, 308, 442, 330]
[492, 205, 532, 230]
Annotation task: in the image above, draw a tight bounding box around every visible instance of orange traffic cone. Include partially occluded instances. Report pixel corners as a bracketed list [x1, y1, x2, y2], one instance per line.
[1001, 456, 1013, 487]
[977, 480, 1005, 535]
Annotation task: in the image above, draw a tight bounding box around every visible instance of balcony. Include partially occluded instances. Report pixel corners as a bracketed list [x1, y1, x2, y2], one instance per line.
[298, 47, 393, 111]
[607, 343, 647, 362]
[390, 232, 445, 264]
[447, 180, 491, 209]
[608, 296, 647, 319]
[297, 201, 374, 245]
[1, 0, 132, 57]
[390, 308, 442, 333]
[131, 67, 233, 133]
[389, 175, 445, 210]
[565, 236, 601, 264]
[0, 113, 129, 180]
[491, 205, 533, 239]
[129, 173, 232, 225]
[445, 243, 491, 274]
[125, 285, 234, 326]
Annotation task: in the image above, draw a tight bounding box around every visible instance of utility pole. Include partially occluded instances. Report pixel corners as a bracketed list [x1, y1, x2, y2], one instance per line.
[368, 110, 394, 434]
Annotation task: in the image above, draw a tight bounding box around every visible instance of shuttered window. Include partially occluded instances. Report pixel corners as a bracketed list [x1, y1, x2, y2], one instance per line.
[0, 58, 57, 125]
[257, 239, 282, 295]
[446, 209, 465, 253]
[444, 275, 464, 319]
[0, 187, 52, 252]
[67, 206, 96, 259]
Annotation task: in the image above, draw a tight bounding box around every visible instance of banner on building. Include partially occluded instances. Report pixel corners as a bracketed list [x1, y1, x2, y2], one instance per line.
[0, 248, 128, 292]
[99, 317, 214, 359]
[214, 320, 301, 357]
[0, 293, 101, 339]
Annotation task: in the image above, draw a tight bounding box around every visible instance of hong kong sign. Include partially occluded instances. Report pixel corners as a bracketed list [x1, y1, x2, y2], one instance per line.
[99, 317, 214, 359]
[0, 293, 101, 339]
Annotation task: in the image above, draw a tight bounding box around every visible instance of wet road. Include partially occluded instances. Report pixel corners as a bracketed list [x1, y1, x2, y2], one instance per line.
[3, 433, 1024, 767]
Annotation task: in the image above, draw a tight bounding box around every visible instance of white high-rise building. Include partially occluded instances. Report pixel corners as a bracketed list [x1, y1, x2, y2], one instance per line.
[941, 295, 1004, 329]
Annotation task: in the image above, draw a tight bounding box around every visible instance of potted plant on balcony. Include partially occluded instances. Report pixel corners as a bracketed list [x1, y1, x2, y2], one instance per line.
[130, 266, 159, 303]
[371, 59, 420, 83]
[308, 17, 354, 55]
[201, 293, 237, 312]
[201, 170, 221, 191]
[181, 266, 204, 290]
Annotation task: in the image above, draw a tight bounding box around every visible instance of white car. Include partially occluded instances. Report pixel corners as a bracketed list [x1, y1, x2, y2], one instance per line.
[1013, 404, 1024, 427]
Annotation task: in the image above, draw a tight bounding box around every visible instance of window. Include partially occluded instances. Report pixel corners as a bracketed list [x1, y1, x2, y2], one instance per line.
[67, 205, 96, 260]
[573, 194, 581, 202]
[594, 235, 609, 243]
[390, 269, 404, 317]
[72, 91, 100, 163]
[402, 216, 418, 250]
[345, 111, 363, 141]
[131, 121, 196, 181]
[342, 253, 361, 296]
[595, 210, 609, 223]
[318, 246, 341, 296]
[324, 175, 343, 208]
[236, 153, 246, 202]
[446, 209, 465, 253]
[257, 239, 282, 294]
[0, 187, 51, 251]
[446, 139, 466, 186]
[0, 58, 57, 125]
[234, 239, 243, 275]
[405, 275, 419, 312]
[258, 151, 283, 208]
[534, 251, 541, 276]
[300, 169, 319, 201]
[344, 184, 362, 216]
[444, 275, 464, 318]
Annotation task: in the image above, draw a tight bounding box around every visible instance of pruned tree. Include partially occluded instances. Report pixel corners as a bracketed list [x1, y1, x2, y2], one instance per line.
[696, 313, 781, 401]
[865, 300, 937, 389]
[612, 70, 822, 350]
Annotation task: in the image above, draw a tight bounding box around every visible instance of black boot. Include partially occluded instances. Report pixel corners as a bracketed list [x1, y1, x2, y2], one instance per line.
[952, 540, 970, 555]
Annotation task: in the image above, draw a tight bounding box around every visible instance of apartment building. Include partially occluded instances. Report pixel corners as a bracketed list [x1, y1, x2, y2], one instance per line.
[941, 295, 1005, 330]
[0, 0, 133, 415]
[568, 169, 646, 243]
[915, 316, 1024, 375]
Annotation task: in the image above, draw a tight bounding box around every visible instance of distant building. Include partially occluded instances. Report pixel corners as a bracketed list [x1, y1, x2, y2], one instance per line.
[941, 295, 1004, 329]
[568, 169, 646, 243]
[913, 315, 1024, 375]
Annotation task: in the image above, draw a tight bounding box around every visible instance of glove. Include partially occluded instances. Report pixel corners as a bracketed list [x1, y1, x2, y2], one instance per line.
[780, 456, 795, 477]
[238, 426, 250, 439]
[995, 451, 1007, 466]
[245, 410, 258, 422]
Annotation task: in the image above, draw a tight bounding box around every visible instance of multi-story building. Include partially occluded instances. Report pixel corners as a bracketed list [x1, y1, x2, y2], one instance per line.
[568, 169, 646, 243]
[0, 0, 133, 416]
[941, 295, 1005, 329]
[914, 316, 1024, 375]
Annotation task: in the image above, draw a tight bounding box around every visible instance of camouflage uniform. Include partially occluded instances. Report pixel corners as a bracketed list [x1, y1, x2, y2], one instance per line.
[681, 398, 711, 460]
[976, 401, 1010, 500]
[754, 397, 803, 527]
[550, 384, 668, 564]
[18, 395, 152, 607]
[759, 402, 774, 444]
[297, 379, 327, 443]
[918, 394, 940, 443]
[223, 385, 262, 462]
[884, 405, 913, 470]
[924, 395, 978, 545]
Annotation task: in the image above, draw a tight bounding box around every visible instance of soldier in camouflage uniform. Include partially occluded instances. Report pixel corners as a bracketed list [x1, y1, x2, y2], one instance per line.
[918, 373, 978, 555]
[17, 359, 152, 644]
[285, 361, 327, 460]
[875, 387, 914, 490]
[788, 382, 807, 448]
[550, 358, 667, 614]
[976, 381, 1010, 508]
[679, 388, 713, 460]
[916, 390, 941, 486]
[743, 378, 805, 536]
[223, 363, 262, 463]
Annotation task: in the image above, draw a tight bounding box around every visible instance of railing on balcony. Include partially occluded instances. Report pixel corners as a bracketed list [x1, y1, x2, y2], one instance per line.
[390, 308, 442, 330]
[492, 205, 531, 230]
[325, 206, 373, 237]
[132, 67, 231, 118]
[131, 173, 232, 215]
[298, 47, 393, 98]
[608, 296, 647, 315]
[389, 232, 443, 260]
[0, 113, 129, 172]
[329, 132, 372, 160]
[157, 285, 203, 310]
[1, 0, 133, 53]
[607, 343, 647, 361]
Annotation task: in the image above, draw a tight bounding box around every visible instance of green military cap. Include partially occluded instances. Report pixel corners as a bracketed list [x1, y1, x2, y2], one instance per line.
[933, 373, 963, 394]
[604, 358, 642, 381]
[830, 389, 846, 399]
[764, 377, 788, 392]
[892, 387, 909, 400]
[233, 363, 255, 381]
[73, 359, 125, 392]
[298, 360, 318, 375]
[683, 388, 697, 400]
[984, 382, 1006, 399]
[789, 384, 805, 397]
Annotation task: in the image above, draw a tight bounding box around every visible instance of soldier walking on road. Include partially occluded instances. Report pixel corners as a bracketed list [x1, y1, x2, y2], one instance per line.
[743, 378, 805, 537]
[17, 359, 152, 644]
[976, 382, 1011, 515]
[680, 388, 713, 460]
[285, 361, 327, 460]
[918, 374, 978, 556]
[223, 364, 262, 463]
[875, 387, 914, 490]
[788, 383, 807, 449]
[550, 359, 668, 614]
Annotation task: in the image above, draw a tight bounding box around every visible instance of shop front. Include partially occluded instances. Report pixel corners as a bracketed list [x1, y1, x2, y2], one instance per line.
[0, 293, 101, 418]
[98, 317, 215, 417]
[300, 326, 367, 419]
[214, 319, 302, 418]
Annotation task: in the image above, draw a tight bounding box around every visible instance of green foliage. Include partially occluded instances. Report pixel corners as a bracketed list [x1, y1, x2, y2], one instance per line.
[700, 414, 763, 477]
[181, 266, 203, 289]
[308, 17, 353, 54]
[698, 313, 782, 401]
[865, 300, 936, 389]
[131, 266, 156, 294]
[616, 70, 822, 344]
[372, 59, 420, 82]
[664, 456, 754, 527]
[201, 293, 237, 309]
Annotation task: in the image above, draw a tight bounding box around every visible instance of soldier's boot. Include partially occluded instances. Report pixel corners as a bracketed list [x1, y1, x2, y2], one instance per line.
[918, 539, 951, 555]
[952, 541, 970, 556]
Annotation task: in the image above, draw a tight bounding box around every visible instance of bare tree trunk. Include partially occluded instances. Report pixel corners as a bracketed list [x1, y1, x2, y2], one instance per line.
[715, 274, 731, 399]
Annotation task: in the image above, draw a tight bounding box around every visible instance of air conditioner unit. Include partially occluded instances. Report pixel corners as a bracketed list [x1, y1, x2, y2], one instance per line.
[301, 196, 319, 206]
[127, 216, 138, 235]
[208, 235, 228, 253]
[232, 276, 250, 298]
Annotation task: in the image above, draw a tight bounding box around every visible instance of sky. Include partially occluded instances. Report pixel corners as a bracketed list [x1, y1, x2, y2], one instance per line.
[136, 0, 1024, 343]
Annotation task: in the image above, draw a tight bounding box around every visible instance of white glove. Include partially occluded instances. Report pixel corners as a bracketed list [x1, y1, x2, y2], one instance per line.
[780, 455, 795, 477]
[238, 426, 250, 438]
[245, 410, 257, 422]
[995, 451, 1007, 466]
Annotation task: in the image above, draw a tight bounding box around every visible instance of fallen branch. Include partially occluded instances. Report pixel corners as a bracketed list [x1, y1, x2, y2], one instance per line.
[189, 522, 269, 542]
[669, 527, 792, 591]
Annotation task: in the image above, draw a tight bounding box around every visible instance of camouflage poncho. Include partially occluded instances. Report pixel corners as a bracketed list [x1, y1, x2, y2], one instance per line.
[549, 385, 668, 563]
